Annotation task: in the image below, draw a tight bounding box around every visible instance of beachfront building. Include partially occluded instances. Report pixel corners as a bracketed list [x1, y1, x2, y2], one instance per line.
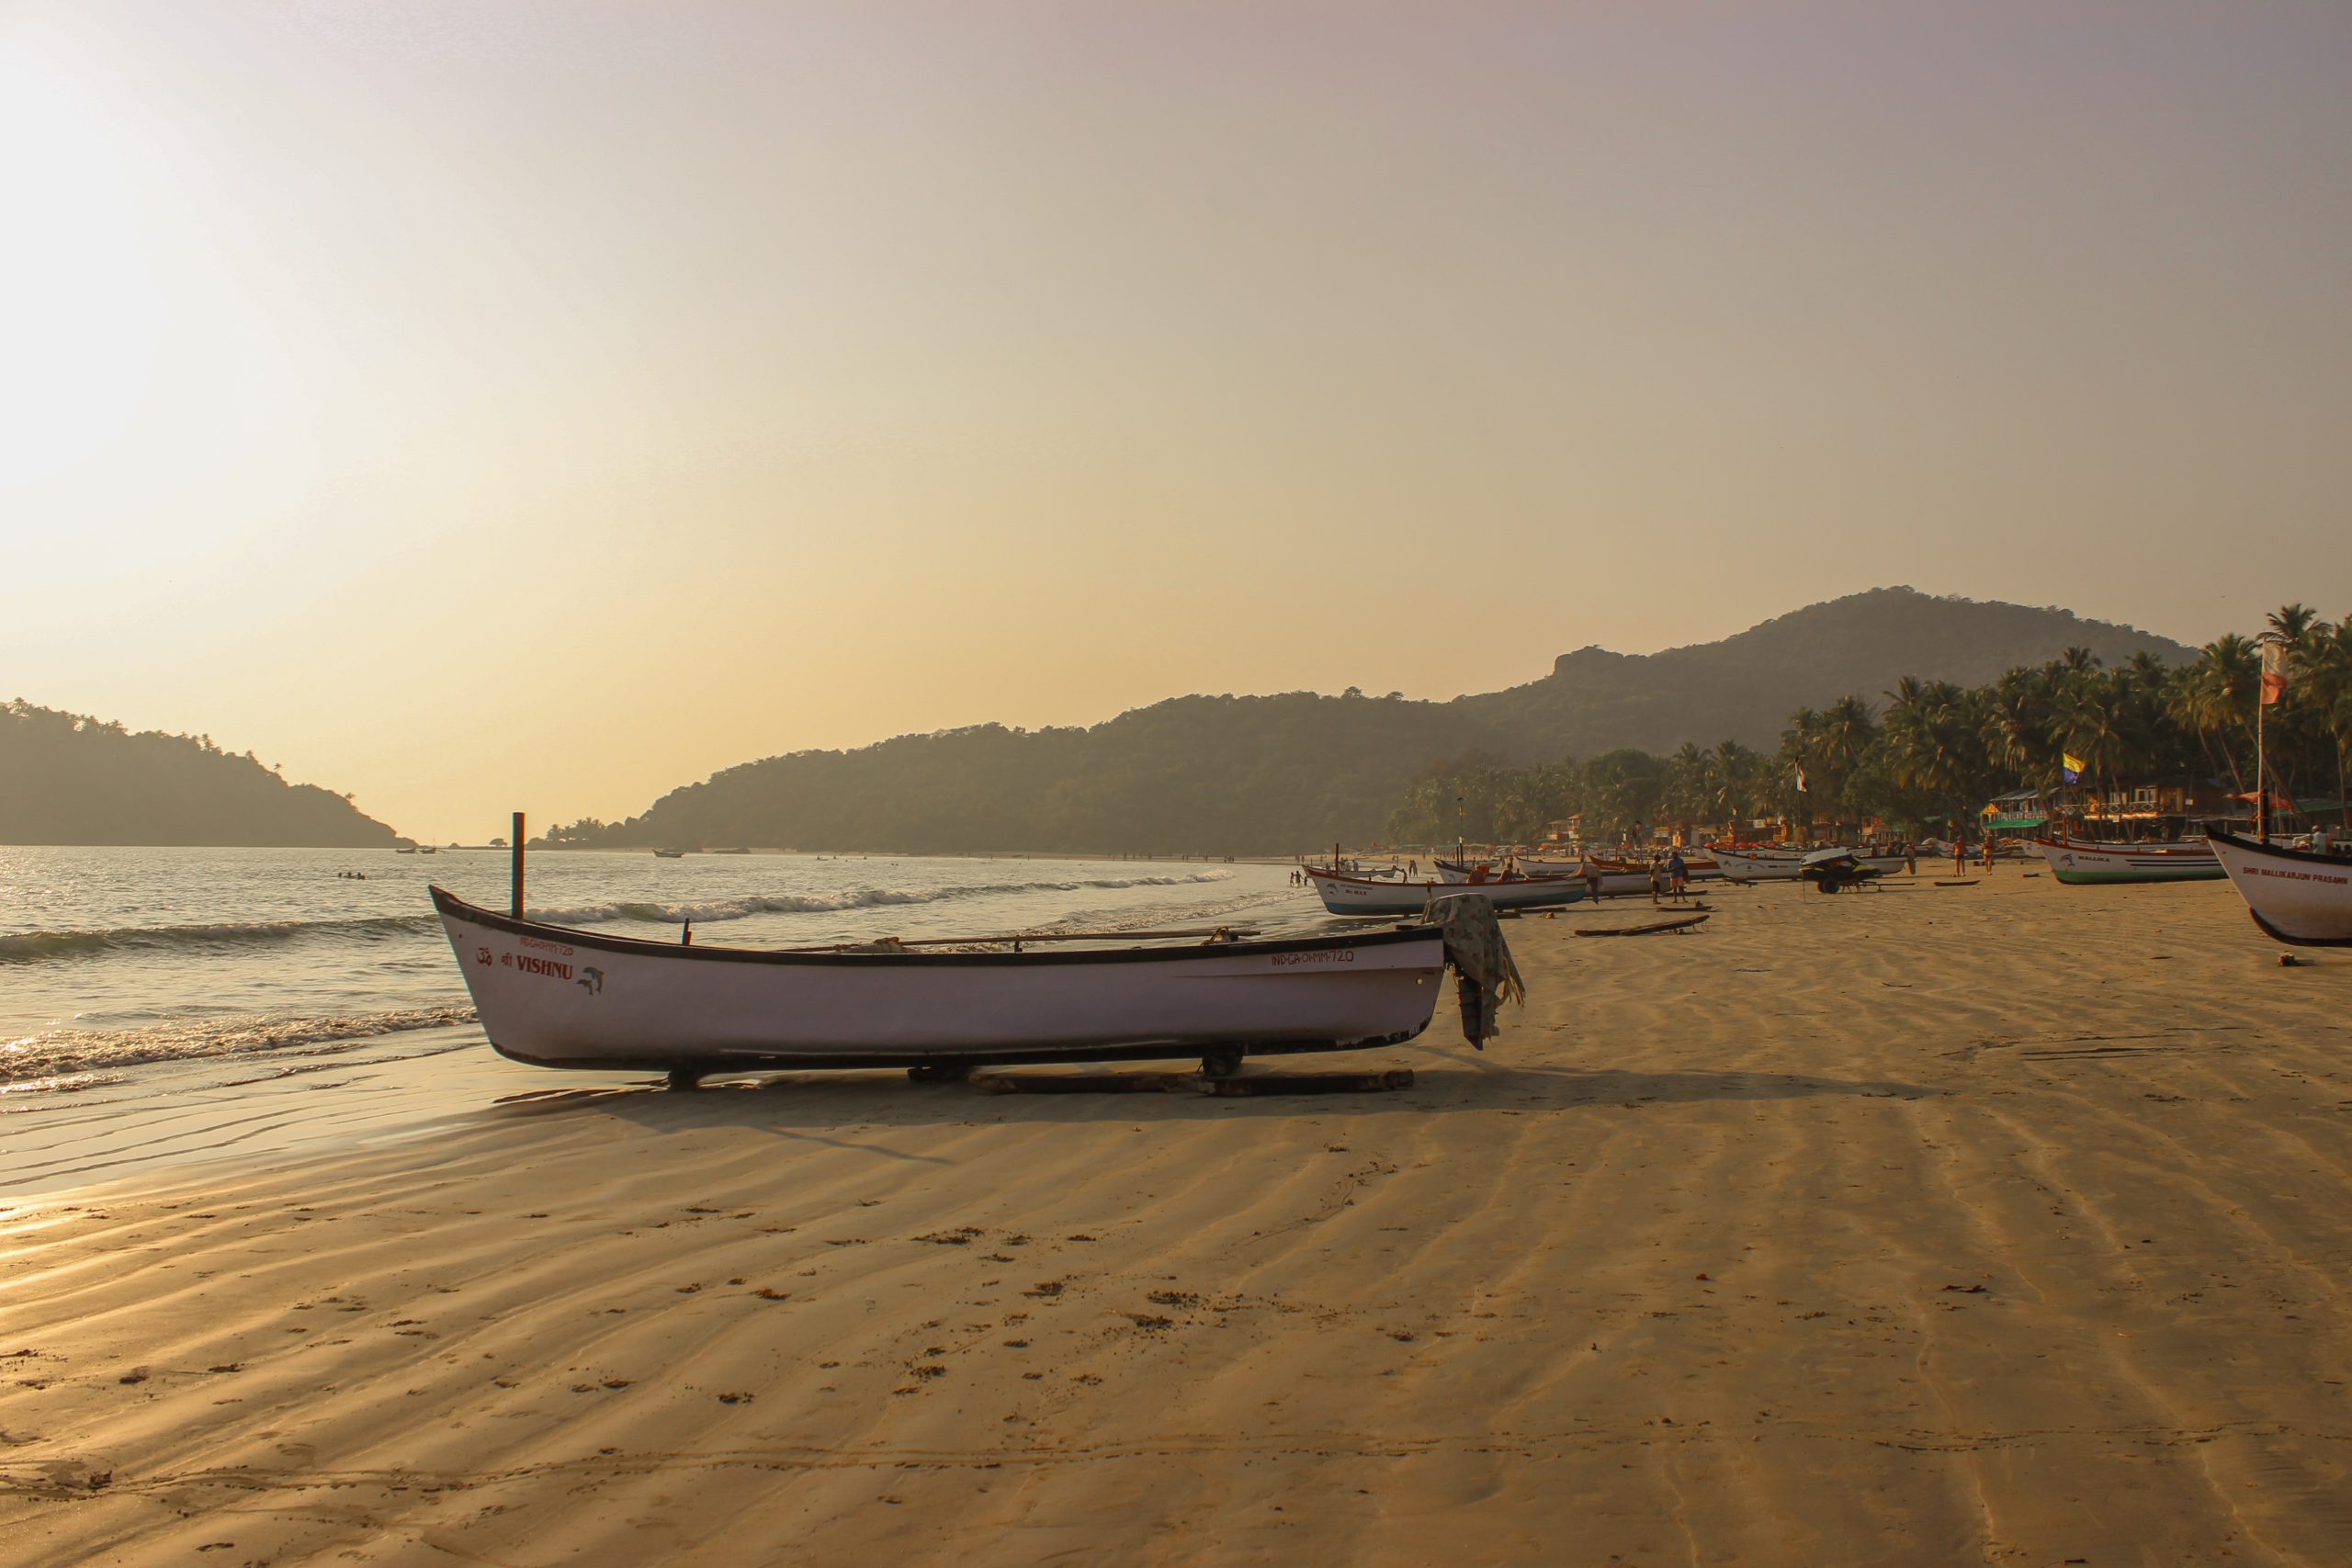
[1980, 787, 2049, 844]
[2079, 779, 2239, 824]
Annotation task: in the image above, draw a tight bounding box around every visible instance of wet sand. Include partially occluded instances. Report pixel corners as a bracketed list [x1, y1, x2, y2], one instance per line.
[5, 865, 2350, 1564]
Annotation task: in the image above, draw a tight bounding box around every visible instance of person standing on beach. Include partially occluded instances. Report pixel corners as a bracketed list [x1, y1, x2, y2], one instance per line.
[1648, 859, 1666, 906]
[1667, 850, 1689, 901]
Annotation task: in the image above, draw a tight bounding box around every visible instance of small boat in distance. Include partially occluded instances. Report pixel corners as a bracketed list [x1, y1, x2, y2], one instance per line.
[653, 849, 688, 859]
[2032, 834, 2222, 885]
[2207, 829, 2352, 945]
[1713, 846, 1908, 883]
[430, 885, 1511, 1081]
[1307, 864, 1585, 916]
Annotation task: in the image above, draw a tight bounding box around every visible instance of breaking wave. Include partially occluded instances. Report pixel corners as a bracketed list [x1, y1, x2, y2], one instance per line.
[1, 1004, 481, 1086]
[0, 874, 1240, 962]
[0, 914, 441, 964]
[532, 872, 1236, 928]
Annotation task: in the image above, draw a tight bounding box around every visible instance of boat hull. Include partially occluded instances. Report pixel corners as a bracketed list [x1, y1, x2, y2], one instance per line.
[1712, 848, 1906, 882]
[1306, 867, 1585, 916]
[2207, 832, 2352, 945]
[432, 887, 1448, 1071]
[2033, 836, 2222, 886]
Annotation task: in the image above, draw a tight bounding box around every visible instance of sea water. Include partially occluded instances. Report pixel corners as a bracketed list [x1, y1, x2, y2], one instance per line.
[1, 847, 1307, 1102]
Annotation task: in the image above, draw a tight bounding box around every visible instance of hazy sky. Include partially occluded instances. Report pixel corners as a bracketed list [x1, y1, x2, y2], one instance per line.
[5, 2, 2348, 838]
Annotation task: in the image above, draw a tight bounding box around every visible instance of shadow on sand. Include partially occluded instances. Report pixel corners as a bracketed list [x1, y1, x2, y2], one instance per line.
[473, 1050, 1938, 1145]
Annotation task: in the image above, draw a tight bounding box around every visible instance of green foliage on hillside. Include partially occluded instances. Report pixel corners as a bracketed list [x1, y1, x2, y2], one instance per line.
[0, 701, 402, 847]
[554, 589, 2283, 856]
[1390, 608, 2352, 843]
[561, 692, 1506, 856]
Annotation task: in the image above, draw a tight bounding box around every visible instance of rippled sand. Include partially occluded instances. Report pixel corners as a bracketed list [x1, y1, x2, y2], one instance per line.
[5, 865, 2349, 1564]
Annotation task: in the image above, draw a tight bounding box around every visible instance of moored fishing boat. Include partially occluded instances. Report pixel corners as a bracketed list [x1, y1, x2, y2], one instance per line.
[1308, 865, 1585, 916]
[433, 885, 1514, 1077]
[2206, 830, 2352, 945]
[2031, 834, 2222, 886]
[1713, 846, 1907, 883]
[1711, 847, 1807, 882]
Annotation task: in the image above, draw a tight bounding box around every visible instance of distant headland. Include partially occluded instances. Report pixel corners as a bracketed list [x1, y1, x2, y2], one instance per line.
[0, 700, 402, 848]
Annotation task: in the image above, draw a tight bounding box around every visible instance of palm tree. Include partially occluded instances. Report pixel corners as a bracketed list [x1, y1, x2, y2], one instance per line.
[2168, 636, 2259, 793]
[1706, 741, 1747, 838]
[1813, 695, 1879, 836]
[2309, 619, 2352, 827]
[1979, 667, 2056, 789]
[2267, 604, 2320, 644]
[1663, 742, 1715, 840]
[1777, 707, 1820, 830]
[2057, 668, 2141, 807]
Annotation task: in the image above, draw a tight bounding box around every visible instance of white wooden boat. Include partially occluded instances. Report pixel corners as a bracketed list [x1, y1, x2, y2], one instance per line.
[1436, 856, 1679, 894]
[1713, 846, 1908, 883]
[2207, 830, 2352, 945]
[1464, 856, 1630, 891]
[1711, 847, 1808, 882]
[2032, 834, 2222, 886]
[433, 885, 1459, 1077]
[1306, 865, 1585, 916]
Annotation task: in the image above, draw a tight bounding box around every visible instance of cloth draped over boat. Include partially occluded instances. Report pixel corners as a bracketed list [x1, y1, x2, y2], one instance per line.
[1425, 893, 1525, 1049]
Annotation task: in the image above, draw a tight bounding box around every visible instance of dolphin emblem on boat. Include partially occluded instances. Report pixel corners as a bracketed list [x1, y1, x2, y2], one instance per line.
[577, 965, 605, 997]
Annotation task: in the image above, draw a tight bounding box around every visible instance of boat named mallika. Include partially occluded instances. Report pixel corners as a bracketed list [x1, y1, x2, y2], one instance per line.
[432, 884, 1523, 1083]
[2031, 833, 2222, 886]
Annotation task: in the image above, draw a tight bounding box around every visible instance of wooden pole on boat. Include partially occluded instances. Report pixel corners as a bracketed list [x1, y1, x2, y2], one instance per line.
[512, 812, 526, 919]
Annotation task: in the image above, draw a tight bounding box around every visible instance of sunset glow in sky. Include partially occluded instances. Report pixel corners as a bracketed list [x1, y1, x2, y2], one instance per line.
[5, 2, 2348, 837]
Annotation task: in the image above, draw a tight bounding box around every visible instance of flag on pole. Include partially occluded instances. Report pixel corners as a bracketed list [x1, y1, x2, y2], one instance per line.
[1794, 764, 1808, 794]
[2062, 752, 2085, 784]
[2262, 641, 2290, 705]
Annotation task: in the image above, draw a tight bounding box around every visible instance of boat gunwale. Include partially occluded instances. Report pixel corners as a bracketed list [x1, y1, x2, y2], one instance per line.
[430, 886, 1439, 967]
[2206, 828, 2352, 870]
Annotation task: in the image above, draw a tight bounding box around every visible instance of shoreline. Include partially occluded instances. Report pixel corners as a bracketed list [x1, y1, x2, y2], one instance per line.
[6, 866, 2350, 1563]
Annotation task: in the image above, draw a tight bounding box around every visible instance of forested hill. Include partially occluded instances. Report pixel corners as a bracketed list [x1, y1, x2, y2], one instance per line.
[1, 701, 403, 847]
[558, 588, 2199, 855]
[1460, 587, 2196, 758]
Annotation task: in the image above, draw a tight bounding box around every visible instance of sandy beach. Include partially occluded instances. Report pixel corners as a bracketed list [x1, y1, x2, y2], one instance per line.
[6, 865, 2349, 1565]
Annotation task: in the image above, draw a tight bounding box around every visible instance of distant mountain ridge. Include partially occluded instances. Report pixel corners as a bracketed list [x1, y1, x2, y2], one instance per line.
[1458, 587, 2195, 757]
[1, 701, 402, 847]
[560, 587, 2199, 854]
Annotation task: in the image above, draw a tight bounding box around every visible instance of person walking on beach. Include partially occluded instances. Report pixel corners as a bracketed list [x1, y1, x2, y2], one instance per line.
[1648, 859, 1666, 907]
[1667, 850, 1689, 902]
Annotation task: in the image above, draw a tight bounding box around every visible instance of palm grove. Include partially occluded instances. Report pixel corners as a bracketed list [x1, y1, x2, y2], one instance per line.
[1384, 607, 2352, 847]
